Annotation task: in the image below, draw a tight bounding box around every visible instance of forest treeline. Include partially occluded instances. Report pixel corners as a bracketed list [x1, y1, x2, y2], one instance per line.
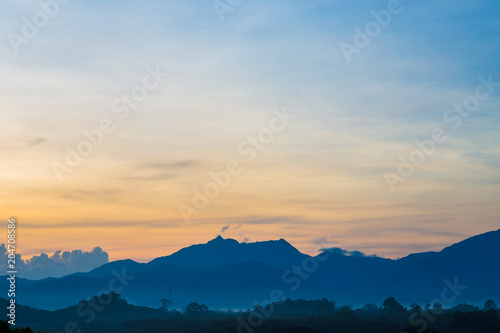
[3, 292, 500, 333]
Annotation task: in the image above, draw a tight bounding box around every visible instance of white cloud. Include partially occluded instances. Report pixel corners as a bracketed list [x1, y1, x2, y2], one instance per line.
[0, 244, 108, 280]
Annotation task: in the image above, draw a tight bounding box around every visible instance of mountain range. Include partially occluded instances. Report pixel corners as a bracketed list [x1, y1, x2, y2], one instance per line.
[6, 229, 500, 310]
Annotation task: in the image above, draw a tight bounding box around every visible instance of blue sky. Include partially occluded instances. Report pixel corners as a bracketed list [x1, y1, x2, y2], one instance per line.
[1, 0, 499, 260]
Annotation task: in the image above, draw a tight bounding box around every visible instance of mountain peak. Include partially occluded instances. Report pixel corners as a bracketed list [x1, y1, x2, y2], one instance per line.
[278, 238, 291, 245]
[148, 236, 306, 271]
[208, 235, 239, 245]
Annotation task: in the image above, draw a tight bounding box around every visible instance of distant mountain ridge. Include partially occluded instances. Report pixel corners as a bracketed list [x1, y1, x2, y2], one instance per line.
[148, 235, 307, 270]
[6, 228, 500, 310]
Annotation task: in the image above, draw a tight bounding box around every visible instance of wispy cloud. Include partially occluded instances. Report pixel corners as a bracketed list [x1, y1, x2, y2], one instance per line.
[0, 0, 498, 261]
[220, 224, 230, 234]
[0, 136, 46, 150]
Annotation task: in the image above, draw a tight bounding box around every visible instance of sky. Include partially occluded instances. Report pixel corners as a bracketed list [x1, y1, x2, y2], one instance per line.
[1, 0, 499, 263]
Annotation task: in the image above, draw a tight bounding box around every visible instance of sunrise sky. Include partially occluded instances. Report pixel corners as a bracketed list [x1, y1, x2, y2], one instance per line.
[1, 0, 499, 262]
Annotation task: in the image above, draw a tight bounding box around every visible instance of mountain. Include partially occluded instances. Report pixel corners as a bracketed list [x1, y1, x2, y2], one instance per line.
[71, 259, 148, 279]
[358, 229, 500, 302]
[311, 251, 395, 288]
[70, 236, 306, 281]
[17, 261, 340, 310]
[9, 229, 500, 310]
[148, 236, 307, 270]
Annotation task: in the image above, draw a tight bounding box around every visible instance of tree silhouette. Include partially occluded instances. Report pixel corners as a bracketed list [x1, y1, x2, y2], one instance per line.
[382, 297, 404, 314]
[432, 301, 444, 315]
[362, 303, 379, 316]
[186, 302, 209, 313]
[381, 297, 406, 322]
[409, 303, 421, 312]
[160, 298, 171, 312]
[0, 321, 33, 333]
[484, 299, 497, 311]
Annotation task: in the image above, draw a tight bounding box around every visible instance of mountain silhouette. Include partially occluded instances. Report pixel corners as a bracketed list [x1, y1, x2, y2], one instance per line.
[148, 236, 307, 270]
[7, 229, 500, 310]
